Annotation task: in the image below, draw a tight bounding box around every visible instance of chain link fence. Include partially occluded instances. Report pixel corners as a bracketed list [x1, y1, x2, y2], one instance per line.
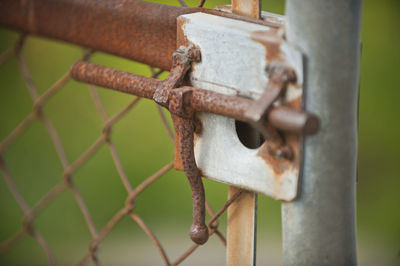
[0, 1, 251, 265]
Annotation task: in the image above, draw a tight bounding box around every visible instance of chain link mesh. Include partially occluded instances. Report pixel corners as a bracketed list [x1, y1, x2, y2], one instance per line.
[0, 1, 249, 265]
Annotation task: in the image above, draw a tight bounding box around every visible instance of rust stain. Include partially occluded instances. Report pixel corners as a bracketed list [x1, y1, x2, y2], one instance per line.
[257, 87, 303, 177]
[250, 30, 282, 62]
[257, 137, 291, 176]
[284, 97, 302, 170]
[287, 96, 301, 109]
[177, 16, 190, 49]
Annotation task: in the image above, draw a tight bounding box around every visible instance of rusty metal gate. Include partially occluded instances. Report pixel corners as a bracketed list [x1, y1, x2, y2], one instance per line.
[0, 0, 362, 265]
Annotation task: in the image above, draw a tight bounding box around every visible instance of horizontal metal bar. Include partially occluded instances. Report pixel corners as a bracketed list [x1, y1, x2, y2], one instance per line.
[0, 0, 201, 70]
[0, 0, 279, 71]
[70, 61, 160, 98]
[71, 61, 316, 134]
[269, 106, 319, 135]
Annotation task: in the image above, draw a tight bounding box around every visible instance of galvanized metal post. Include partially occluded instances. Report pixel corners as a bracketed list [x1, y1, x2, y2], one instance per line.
[282, 0, 362, 265]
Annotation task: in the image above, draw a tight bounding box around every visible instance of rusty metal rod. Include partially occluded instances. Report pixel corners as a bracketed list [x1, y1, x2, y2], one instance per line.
[0, 0, 279, 71]
[70, 61, 318, 134]
[174, 115, 208, 245]
[268, 106, 319, 135]
[71, 61, 160, 99]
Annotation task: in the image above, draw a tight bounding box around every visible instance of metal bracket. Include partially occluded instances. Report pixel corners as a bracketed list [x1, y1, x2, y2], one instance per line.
[175, 12, 316, 201]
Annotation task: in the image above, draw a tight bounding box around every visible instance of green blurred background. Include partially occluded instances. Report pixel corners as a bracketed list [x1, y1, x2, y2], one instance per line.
[0, 0, 399, 265]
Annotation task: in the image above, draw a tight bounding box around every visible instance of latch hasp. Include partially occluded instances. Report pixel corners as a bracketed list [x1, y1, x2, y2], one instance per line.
[176, 12, 304, 201]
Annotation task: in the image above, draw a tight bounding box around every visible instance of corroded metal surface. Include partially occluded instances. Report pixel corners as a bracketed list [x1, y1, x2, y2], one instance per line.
[244, 63, 296, 138]
[70, 62, 317, 135]
[170, 112, 209, 245]
[0, 0, 279, 71]
[0, 0, 201, 70]
[71, 61, 160, 99]
[153, 45, 201, 106]
[176, 116, 208, 245]
[166, 57, 208, 245]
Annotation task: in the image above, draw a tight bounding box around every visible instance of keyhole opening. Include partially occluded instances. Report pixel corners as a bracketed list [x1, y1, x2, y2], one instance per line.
[235, 120, 264, 149]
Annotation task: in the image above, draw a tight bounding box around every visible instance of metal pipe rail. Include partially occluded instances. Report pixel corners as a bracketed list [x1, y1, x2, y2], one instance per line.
[0, 0, 279, 71]
[0, 0, 198, 71]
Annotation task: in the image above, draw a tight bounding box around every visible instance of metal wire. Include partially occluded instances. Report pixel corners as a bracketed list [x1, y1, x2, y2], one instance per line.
[178, 0, 208, 8]
[0, 27, 245, 266]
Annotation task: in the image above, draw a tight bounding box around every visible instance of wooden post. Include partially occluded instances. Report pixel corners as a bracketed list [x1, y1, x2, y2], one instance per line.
[227, 2, 261, 265]
[227, 187, 257, 266]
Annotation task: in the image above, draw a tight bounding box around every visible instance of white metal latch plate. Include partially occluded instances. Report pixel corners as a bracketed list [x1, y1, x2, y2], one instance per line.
[175, 12, 303, 201]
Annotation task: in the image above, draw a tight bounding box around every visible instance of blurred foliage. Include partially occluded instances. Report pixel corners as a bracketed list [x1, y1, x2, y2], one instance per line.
[0, 0, 399, 265]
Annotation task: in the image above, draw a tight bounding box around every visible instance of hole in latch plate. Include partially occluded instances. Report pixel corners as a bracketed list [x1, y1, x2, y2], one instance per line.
[235, 120, 264, 149]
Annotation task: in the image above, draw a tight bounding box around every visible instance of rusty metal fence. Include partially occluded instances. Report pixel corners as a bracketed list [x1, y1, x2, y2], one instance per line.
[0, 33, 243, 266]
[0, 0, 363, 265]
[0, 1, 250, 265]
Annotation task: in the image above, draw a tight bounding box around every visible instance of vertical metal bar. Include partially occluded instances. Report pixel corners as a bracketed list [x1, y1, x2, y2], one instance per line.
[227, 1, 260, 265]
[282, 0, 362, 265]
[232, 0, 261, 19]
[227, 187, 257, 266]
